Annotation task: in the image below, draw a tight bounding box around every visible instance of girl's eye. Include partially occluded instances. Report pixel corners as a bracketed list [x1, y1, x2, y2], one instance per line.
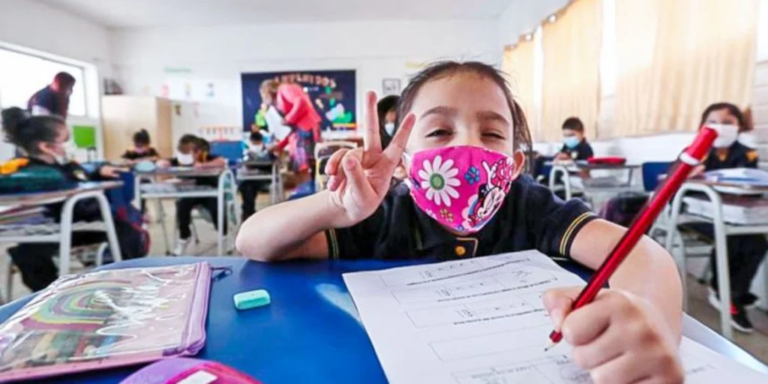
[483, 132, 506, 140]
[426, 129, 451, 138]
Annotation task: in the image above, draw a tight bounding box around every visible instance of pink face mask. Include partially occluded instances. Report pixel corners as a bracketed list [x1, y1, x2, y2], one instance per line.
[405, 146, 517, 233]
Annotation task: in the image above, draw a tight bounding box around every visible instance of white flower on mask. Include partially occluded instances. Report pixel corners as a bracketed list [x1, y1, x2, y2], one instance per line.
[418, 156, 460, 206]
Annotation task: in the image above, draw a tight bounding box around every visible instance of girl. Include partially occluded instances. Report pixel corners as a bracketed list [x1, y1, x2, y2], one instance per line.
[122, 129, 159, 165]
[684, 102, 766, 333]
[157, 135, 227, 256]
[1, 107, 147, 291]
[260, 80, 321, 195]
[237, 62, 684, 383]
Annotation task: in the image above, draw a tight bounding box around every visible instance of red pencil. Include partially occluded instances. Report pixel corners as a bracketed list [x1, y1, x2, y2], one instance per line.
[546, 126, 718, 350]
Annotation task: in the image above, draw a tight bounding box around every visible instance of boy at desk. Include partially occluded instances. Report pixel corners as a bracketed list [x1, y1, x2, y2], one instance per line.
[1, 107, 148, 291]
[157, 135, 227, 256]
[240, 131, 274, 221]
[683, 102, 767, 333]
[238, 62, 685, 383]
[122, 129, 159, 165]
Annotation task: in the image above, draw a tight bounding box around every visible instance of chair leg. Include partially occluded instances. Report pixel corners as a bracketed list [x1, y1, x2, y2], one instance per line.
[96, 242, 109, 267]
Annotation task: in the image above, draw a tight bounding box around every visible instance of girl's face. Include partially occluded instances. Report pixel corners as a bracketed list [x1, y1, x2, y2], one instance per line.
[406, 74, 516, 156]
[38, 124, 69, 159]
[704, 108, 740, 129]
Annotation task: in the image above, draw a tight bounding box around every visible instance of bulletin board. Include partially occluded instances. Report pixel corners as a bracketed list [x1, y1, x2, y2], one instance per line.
[241, 70, 357, 133]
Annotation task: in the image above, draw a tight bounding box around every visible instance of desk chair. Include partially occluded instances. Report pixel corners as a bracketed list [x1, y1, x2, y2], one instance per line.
[0, 191, 122, 302]
[314, 141, 358, 191]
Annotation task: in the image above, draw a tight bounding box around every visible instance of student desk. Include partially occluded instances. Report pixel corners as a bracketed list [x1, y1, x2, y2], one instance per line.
[237, 159, 284, 204]
[0, 257, 765, 384]
[135, 168, 239, 255]
[548, 162, 640, 201]
[0, 182, 124, 283]
[666, 180, 768, 340]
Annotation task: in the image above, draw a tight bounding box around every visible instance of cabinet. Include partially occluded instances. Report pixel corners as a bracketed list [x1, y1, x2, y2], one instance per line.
[101, 96, 174, 161]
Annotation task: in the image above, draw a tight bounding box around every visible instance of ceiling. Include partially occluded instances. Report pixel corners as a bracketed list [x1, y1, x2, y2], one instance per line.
[37, 0, 515, 29]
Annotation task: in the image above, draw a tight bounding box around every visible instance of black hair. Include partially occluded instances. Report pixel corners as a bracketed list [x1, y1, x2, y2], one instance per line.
[397, 61, 532, 156]
[195, 137, 211, 153]
[378, 95, 400, 148]
[700, 102, 748, 132]
[53, 72, 76, 89]
[179, 134, 199, 147]
[250, 131, 264, 142]
[133, 129, 151, 146]
[2, 107, 64, 155]
[562, 117, 584, 133]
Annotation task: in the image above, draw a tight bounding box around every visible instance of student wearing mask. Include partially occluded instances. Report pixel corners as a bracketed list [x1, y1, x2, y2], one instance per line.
[1, 107, 146, 291]
[238, 62, 685, 383]
[157, 135, 227, 255]
[122, 129, 159, 165]
[240, 131, 273, 220]
[377, 95, 406, 181]
[555, 117, 594, 161]
[28, 72, 76, 119]
[684, 102, 766, 333]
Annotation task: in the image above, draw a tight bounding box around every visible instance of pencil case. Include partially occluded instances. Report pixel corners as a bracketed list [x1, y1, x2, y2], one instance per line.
[0, 262, 214, 382]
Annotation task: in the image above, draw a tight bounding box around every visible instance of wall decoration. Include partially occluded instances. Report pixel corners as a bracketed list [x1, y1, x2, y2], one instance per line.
[382, 78, 401, 96]
[184, 83, 192, 99]
[241, 70, 357, 133]
[160, 84, 170, 99]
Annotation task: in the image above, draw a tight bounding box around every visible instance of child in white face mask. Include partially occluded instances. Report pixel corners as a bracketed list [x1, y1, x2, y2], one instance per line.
[237, 62, 686, 383]
[1, 107, 140, 291]
[684, 102, 765, 333]
[157, 134, 227, 255]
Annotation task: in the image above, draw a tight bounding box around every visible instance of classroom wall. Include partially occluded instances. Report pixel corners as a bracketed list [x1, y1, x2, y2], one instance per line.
[0, 0, 112, 160]
[109, 20, 500, 130]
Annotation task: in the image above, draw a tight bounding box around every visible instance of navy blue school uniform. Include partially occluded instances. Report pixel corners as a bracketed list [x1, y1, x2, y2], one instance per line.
[8, 158, 145, 291]
[27, 86, 69, 118]
[171, 154, 227, 240]
[559, 139, 594, 161]
[682, 142, 766, 305]
[325, 175, 596, 261]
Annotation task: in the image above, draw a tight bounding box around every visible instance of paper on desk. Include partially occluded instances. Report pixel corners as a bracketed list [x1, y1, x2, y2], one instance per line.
[343, 251, 767, 384]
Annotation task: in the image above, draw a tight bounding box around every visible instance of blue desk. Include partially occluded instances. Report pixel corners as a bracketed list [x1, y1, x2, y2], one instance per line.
[0, 257, 765, 383]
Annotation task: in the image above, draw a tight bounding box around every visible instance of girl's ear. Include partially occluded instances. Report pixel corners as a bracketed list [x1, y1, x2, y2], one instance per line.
[511, 150, 526, 179]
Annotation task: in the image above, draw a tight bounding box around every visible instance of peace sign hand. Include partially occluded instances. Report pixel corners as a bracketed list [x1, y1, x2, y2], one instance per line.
[325, 91, 416, 227]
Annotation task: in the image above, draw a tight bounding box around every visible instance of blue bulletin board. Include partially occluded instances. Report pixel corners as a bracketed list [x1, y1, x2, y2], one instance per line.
[241, 70, 357, 133]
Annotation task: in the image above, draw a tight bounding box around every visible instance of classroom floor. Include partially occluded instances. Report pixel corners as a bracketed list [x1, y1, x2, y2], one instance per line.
[0, 196, 767, 365]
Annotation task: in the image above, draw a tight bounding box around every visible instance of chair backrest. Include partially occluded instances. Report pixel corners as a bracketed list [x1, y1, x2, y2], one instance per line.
[642, 161, 673, 192]
[210, 141, 245, 165]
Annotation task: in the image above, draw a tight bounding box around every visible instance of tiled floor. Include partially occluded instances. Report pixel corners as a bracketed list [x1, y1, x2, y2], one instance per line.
[1, 198, 767, 365]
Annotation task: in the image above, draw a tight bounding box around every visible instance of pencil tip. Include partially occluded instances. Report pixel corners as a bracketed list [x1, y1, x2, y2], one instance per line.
[544, 339, 558, 352]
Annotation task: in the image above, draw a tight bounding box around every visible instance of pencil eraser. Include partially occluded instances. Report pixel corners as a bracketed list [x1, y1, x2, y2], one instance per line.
[233, 289, 271, 310]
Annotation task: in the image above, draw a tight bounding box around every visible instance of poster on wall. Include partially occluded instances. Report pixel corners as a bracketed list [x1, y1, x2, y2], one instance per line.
[241, 70, 357, 133]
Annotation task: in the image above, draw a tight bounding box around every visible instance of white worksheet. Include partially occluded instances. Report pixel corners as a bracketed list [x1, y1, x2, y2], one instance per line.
[343, 250, 768, 384]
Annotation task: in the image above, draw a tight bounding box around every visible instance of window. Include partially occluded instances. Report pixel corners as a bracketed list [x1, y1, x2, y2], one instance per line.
[0, 47, 87, 116]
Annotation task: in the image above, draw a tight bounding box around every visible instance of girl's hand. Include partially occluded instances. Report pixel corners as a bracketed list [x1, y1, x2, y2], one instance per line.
[156, 159, 171, 169]
[543, 287, 684, 384]
[323, 91, 416, 227]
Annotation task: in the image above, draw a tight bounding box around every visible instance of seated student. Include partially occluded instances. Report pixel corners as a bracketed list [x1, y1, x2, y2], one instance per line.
[377, 95, 407, 181]
[157, 135, 227, 256]
[555, 117, 594, 161]
[237, 62, 685, 383]
[240, 131, 273, 220]
[683, 102, 766, 333]
[1, 107, 148, 291]
[122, 129, 159, 164]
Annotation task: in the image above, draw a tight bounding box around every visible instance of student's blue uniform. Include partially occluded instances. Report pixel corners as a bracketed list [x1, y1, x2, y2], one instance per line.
[683, 142, 767, 304]
[325, 176, 596, 261]
[559, 139, 594, 161]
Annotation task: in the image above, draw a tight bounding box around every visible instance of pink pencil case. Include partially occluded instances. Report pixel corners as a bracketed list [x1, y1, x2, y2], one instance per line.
[0, 262, 213, 382]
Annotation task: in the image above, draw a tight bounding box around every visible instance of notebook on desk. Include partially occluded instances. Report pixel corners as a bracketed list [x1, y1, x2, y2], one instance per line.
[0, 263, 213, 382]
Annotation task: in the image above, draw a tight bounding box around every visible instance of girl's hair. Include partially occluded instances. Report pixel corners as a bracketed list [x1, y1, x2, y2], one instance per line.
[396, 61, 532, 154]
[179, 134, 199, 147]
[378, 95, 400, 148]
[133, 129, 151, 146]
[1, 107, 64, 155]
[700, 102, 748, 132]
[260, 79, 279, 97]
